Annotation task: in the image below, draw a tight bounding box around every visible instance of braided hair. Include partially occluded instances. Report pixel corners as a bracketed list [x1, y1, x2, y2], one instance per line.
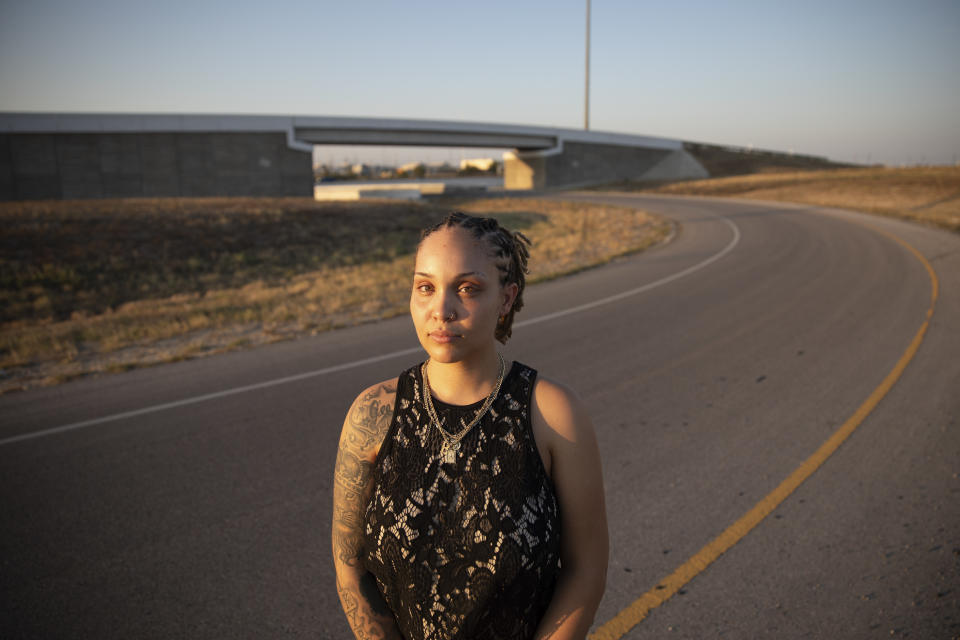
[419, 212, 531, 344]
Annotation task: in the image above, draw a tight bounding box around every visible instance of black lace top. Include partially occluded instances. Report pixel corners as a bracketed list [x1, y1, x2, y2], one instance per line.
[363, 361, 561, 640]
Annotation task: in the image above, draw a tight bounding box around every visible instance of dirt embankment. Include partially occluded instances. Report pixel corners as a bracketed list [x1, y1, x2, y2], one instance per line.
[682, 142, 855, 177]
[642, 166, 960, 233]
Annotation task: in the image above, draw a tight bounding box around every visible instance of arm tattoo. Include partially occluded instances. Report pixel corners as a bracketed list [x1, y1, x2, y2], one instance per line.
[333, 383, 402, 639]
[346, 384, 396, 450]
[336, 573, 401, 640]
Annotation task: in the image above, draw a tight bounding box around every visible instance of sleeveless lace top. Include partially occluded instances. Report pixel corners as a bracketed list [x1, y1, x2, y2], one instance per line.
[363, 361, 561, 640]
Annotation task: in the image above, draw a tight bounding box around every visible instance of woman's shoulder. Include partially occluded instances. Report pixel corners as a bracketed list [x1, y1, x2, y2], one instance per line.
[532, 374, 585, 412]
[348, 376, 400, 420]
[342, 376, 400, 458]
[531, 374, 594, 443]
[355, 376, 400, 400]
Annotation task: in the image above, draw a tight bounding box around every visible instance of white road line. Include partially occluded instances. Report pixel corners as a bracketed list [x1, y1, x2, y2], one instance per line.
[516, 216, 739, 328]
[0, 348, 423, 447]
[0, 213, 740, 447]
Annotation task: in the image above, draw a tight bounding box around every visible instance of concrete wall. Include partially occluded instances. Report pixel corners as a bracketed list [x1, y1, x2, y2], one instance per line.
[314, 176, 502, 200]
[0, 132, 313, 200]
[503, 141, 708, 190]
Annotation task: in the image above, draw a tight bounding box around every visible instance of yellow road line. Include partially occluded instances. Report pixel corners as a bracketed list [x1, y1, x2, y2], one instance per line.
[591, 223, 940, 640]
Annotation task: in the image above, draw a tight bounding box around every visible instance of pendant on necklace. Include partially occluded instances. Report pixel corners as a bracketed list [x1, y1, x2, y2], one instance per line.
[441, 440, 459, 464]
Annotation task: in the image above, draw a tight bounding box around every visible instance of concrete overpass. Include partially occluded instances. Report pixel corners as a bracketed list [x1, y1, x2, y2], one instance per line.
[0, 113, 708, 200]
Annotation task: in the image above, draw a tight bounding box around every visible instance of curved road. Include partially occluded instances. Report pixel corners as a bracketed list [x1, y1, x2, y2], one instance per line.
[1, 194, 958, 639]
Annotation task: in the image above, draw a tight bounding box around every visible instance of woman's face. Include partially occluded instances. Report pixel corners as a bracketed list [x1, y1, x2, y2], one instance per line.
[411, 226, 517, 364]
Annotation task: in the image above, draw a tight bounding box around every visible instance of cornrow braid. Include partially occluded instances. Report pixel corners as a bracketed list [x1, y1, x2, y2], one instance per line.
[420, 211, 531, 343]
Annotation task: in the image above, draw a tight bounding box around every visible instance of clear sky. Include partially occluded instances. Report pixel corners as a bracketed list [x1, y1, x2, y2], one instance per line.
[1, 0, 958, 166]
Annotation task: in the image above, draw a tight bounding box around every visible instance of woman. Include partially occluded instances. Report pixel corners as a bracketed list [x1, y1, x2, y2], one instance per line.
[332, 212, 608, 639]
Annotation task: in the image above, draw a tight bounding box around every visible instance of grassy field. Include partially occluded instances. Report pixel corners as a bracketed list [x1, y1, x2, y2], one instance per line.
[616, 166, 960, 233]
[0, 197, 670, 393]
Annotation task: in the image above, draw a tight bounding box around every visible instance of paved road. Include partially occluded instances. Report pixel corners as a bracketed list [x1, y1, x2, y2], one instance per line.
[1, 194, 958, 639]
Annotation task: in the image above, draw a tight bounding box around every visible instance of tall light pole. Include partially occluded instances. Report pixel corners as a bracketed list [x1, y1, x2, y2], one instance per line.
[585, 0, 591, 130]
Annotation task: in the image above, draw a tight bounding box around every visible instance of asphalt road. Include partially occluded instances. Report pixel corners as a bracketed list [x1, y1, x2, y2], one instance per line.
[1, 194, 958, 639]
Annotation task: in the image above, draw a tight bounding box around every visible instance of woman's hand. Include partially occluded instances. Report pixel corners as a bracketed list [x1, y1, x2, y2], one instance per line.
[332, 380, 404, 640]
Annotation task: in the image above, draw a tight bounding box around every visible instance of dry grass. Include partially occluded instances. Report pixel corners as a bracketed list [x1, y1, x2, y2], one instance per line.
[0, 196, 669, 393]
[632, 166, 960, 233]
[446, 198, 671, 280]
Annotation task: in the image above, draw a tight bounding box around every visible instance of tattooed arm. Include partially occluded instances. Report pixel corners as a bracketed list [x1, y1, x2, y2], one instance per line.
[332, 380, 403, 640]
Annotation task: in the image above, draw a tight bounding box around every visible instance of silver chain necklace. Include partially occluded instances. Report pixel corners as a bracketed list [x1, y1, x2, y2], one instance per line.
[421, 354, 505, 464]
